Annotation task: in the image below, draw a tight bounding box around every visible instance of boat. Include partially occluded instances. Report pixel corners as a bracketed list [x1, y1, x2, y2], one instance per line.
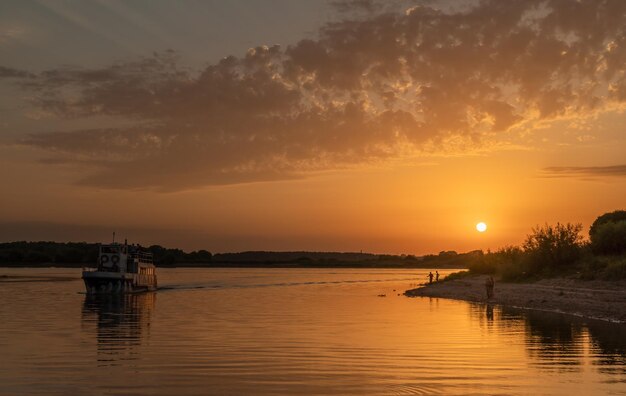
[82, 241, 157, 294]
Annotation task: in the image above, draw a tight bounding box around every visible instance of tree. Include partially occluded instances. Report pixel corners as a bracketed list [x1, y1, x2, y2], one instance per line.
[160, 253, 177, 266]
[590, 220, 626, 255]
[523, 223, 584, 272]
[589, 210, 626, 255]
[188, 250, 212, 262]
[589, 210, 626, 238]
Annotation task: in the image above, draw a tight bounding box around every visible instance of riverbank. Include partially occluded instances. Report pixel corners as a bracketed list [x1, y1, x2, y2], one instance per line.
[405, 275, 626, 323]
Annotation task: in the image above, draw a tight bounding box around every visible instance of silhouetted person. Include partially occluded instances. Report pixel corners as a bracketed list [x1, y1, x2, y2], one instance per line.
[428, 272, 434, 284]
[435, 271, 440, 282]
[485, 276, 495, 299]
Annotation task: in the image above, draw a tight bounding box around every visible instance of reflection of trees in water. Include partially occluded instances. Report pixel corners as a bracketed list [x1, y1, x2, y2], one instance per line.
[507, 308, 584, 372]
[81, 293, 156, 363]
[471, 303, 626, 376]
[585, 321, 626, 376]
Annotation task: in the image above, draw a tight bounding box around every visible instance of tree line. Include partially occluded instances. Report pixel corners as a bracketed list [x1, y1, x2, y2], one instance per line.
[465, 210, 626, 281]
[0, 242, 212, 267]
[0, 242, 473, 268]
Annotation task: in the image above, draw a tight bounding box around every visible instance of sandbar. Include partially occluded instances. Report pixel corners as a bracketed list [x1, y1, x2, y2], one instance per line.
[405, 275, 626, 323]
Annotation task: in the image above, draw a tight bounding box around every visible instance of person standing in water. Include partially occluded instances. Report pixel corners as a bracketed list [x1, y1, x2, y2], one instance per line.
[428, 272, 434, 284]
[435, 271, 440, 282]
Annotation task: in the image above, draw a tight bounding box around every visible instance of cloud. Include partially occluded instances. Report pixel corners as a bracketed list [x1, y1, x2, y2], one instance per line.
[0, 66, 34, 79]
[542, 165, 626, 179]
[329, 0, 383, 14]
[0, 26, 27, 45]
[2, 0, 626, 190]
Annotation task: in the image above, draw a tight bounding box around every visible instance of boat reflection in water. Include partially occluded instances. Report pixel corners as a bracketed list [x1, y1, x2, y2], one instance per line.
[81, 292, 156, 363]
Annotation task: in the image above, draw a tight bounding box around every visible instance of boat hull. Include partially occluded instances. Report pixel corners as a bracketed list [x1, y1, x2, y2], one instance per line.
[82, 271, 157, 294]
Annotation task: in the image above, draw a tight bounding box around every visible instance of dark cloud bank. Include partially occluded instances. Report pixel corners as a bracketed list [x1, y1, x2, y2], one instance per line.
[3, 0, 626, 190]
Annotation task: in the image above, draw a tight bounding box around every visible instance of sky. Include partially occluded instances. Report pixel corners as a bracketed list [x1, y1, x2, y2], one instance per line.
[0, 0, 625, 254]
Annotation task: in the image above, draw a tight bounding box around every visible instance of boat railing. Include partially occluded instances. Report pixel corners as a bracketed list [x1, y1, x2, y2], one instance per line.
[130, 251, 154, 264]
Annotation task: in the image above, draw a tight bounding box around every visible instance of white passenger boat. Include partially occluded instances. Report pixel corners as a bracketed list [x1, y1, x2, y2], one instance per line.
[82, 242, 157, 294]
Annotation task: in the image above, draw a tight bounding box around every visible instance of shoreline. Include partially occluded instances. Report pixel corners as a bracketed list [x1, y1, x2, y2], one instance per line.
[405, 275, 626, 324]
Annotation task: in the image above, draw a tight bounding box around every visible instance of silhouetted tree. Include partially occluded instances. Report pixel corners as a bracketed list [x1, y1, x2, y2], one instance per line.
[523, 223, 584, 273]
[589, 210, 626, 238]
[589, 210, 626, 255]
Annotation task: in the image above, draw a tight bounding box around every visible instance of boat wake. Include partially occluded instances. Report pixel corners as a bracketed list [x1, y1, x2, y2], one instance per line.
[0, 275, 76, 283]
[158, 276, 420, 292]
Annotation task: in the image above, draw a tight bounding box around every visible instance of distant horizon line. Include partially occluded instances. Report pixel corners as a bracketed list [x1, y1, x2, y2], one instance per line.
[0, 240, 477, 258]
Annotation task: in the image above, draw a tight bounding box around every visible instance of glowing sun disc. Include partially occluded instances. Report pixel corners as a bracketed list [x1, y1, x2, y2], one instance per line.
[476, 222, 487, 232]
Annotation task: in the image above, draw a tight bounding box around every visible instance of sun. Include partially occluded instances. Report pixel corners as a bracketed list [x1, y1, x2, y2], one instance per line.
[476, 222, 487, 232]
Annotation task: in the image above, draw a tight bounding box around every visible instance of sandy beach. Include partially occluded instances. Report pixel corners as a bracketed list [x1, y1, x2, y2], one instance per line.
[405, 275, 626, 323]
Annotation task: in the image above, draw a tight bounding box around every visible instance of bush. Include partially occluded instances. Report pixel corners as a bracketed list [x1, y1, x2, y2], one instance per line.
[467, 246, 524, 278]
[523, 223, 584, 274]
[499, 259, 528, 281]
[590, 220, 626, 255]
[577, 253, 608, 280]
[441, 270, 470, 282]
[467, 251, 494, 274]
[493, 246, 528, 281]
[601, 257, 626, 280]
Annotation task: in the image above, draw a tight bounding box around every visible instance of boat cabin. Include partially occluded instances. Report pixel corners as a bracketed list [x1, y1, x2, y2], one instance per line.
[98, 243, 155, 275]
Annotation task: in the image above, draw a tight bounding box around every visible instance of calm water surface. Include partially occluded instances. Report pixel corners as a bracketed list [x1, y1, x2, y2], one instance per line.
[1, 268, 625, 395]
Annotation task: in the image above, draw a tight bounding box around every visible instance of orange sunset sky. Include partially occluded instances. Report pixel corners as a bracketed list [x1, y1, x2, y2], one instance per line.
[0, 0, 625, 254]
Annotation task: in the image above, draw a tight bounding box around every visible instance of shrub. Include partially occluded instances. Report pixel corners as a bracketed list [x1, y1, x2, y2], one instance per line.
[601, 257, 626, 280]
[467, 251, 495, 274]
[590, 220, 626, 255]
[467, 246, 524, 277]
[589, 210, 626, 239]
[577, 253, 609, 280]
[442, 270, 470, 282]
[494, 246, 527, 281]
[499, 259, 528, 281]
[523, 222, 584, 274]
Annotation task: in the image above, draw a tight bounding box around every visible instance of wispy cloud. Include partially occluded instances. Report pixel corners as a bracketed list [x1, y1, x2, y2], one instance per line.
[0, 66, 34, 79]
[2, 0, 626, 190]
[542, 165, 626, 179]
[0, 26, 26, 45]
[329, 0, 383, 14]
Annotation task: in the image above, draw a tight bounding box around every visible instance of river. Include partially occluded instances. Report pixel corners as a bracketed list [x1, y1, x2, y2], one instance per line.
[0, 268, 624, 395]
